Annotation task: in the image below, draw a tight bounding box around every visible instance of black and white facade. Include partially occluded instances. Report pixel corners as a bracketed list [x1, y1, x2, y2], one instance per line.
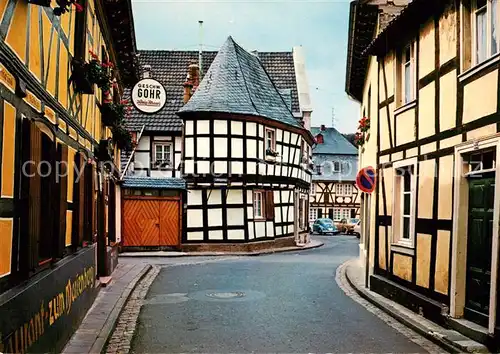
[122, 36, 314, 249]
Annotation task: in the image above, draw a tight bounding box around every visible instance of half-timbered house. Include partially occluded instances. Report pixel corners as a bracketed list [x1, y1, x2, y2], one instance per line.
[178, 36, 314, 250]
[0, 0, 137, 351]
[120, 37, 314, 250]
[347, 0, 500, 348]
[309, 125, 360, 226]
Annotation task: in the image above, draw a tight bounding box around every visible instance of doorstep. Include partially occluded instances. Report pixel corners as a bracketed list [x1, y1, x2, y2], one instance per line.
[342, 259, 489, 353]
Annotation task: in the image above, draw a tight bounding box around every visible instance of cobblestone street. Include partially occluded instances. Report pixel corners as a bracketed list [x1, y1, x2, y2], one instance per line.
[106, 236, 442, 353]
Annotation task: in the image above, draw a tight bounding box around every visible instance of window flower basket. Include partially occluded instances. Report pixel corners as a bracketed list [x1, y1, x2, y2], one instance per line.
[266, 148, 279, 157]
[52, 0, 83, 16]
[69, 59, 94, 94]
[99, 100, 128, 127]
[69, 51, 113, 94]
[27, 0, 51, 7]
[111, 125, 133, 151]
[354, 132, 365, 147]
[355, 116, 370, 148]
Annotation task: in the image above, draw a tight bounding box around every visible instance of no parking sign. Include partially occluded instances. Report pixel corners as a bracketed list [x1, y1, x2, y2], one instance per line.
[356, 166, 376, 193]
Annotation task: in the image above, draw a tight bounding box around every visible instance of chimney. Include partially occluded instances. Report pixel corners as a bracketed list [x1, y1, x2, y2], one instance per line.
[142, 65, 151, 79]
[320, 124, 326, 131]
[183, 61, 200, 104]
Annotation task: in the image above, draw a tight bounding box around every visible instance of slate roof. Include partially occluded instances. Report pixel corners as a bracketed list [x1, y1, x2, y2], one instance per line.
[124, 45, 301, 132]
[311, 127, 358, 155]
[122, 177, 186, 189]
[177, 37, 301, 128]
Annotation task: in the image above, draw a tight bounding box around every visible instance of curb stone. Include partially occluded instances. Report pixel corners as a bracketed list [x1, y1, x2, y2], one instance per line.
[340, 259, 489, 354]
[89, 264, 152, 354]
[119, 241, 324, 258]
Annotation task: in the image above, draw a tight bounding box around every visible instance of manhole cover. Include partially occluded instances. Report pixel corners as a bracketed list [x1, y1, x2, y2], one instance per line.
[205, 291, 245, 299]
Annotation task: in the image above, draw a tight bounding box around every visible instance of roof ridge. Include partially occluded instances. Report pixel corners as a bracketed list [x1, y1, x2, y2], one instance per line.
[232, 38, 261, 115]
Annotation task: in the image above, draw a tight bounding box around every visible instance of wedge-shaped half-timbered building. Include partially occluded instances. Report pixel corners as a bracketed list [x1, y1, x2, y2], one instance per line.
[309, 125, 360, 225]
[0, 0, 137, 352]
[348, 0, 500, 347]
[121, 37, 315, 251]
[177, 36, 314, 250]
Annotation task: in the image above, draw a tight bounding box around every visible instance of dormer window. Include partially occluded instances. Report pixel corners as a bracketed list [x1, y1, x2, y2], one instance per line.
[316, 134, 324, 144]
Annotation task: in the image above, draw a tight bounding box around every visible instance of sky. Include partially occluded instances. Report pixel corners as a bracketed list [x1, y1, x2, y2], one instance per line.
[131, 0, 361, 134]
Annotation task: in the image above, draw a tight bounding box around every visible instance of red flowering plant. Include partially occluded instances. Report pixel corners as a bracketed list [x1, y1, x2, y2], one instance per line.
[53, 0, 83, 16]
[87, 50, 113, 92]
[355, 116, 370, 147]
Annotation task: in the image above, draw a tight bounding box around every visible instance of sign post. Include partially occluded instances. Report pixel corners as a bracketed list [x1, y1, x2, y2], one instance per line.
[131, 78, 167, 114]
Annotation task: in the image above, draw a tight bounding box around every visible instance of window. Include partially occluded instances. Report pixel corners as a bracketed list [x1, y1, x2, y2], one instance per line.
[153, 143, 172, 167]
[335, 183, 353, 196]
[253, 190, 274, 220]
[396, 41, 416, 106]
[310, 183, 316, 195]
[315, 164, 323, 175]
[333, 161, 341, 172]
[465, 148, 497, 176]
[333, 208, 342, 221]
[393, 159, 417, 247]
[341, 208, 351, 220]
[265, 128, 276, 153]
[254, 191, 264, 218]
[474, 0, 499, 64]
[309, 207, 318, 221]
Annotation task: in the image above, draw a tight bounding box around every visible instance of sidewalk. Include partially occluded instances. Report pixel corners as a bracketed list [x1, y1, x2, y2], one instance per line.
[62, 263, 151, 354]
[342, 258, 489, 353]
[119, 239, 324, 257]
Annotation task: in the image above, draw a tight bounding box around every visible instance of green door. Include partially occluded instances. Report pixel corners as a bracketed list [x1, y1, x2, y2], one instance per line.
[465, 175, 495, 326]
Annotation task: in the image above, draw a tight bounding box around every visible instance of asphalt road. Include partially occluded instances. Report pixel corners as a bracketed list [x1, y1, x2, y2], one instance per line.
[130, 235, 428, 353]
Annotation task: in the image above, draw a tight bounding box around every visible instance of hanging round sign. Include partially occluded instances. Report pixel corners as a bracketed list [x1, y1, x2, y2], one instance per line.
[131, 78, 167, 114]
[356, 166, 376, 194]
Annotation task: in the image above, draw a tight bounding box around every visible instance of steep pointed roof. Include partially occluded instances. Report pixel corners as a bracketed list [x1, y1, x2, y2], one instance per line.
[178, 36, 301, 128]
[311, 127, 358, 155]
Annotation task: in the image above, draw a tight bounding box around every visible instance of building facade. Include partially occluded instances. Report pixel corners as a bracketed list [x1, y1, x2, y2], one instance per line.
[309, 125, 360, 225]
[0, 0, 137, 351]
[347, 0, 500, 347]
[121, 37, 315, 250]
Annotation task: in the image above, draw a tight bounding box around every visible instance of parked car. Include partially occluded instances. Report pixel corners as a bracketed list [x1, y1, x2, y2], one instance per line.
[312, 218, 339, 235]
[353, 220, 361, 238]
[336, 218, 360, 234]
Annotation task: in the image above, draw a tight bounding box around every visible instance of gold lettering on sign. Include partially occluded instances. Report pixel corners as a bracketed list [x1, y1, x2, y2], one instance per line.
[23, 91, 42, 113]
[0, 65, 15, 92]
[0, 266, 95, 353]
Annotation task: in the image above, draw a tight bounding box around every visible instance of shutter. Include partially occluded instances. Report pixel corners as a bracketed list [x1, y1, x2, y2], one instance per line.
[83, 163, 94, 242]
[265, 190, 274, 220]
[108, 180, 116, 242]
[55, 144, 68, 257]
[24, 120, 42, 270]
[72, 153, 86, 247]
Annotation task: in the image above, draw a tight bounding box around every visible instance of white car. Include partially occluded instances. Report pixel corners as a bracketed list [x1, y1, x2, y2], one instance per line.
[353, 220, 361, 238]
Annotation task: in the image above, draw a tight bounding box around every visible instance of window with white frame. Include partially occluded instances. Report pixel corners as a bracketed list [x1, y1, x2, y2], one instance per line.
[475, 0, 499, 64]
[341, 208, 351, 220]
[265, 127, 276, 153]
[309, 207, 318, 221]
[253, 191, 264, 219]
[402, 42, 415, 104]
[333, 208, 342, 221]
[153, 143, 173, 167]
[393, 160, 417, 246]
[335, 183, 353, 196]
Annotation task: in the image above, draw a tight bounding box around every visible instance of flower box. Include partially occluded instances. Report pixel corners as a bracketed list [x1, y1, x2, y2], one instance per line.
[69, 59, 94, 94]
[99, 102, 125, 127]
[27, 0, 51, 7]
[111, 125, 133, 151]
[266, 149, 279, 157]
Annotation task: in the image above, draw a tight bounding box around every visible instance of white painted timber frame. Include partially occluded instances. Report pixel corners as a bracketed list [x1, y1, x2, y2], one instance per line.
[451, 133, 500, 334]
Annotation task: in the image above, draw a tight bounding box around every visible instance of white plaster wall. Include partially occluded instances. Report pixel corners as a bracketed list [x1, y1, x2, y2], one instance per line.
[154, 136, 172, 141]
[214, 138, 227, 157]
[185, 121, 194, 135]
[283, 130, 290, 143]
[208, 190, 222, 205]
[208, 209, 222, 227]
[185, 160, 194, 174]
[150, 170, 171, 178]
[258, 124, 264, 137]
[214, 161, 227, 174]
[266, 221, 274, 237]
[255, 221, 266, 238]
[248, 222, 255, 240]
[132, 170, 147, 177]
[231, 121, 243, 135]
[231, 161, 243, 175]
[276, 128, 283, 142]
[227, 189, 243, 204]
[135, 151, 149, 170]
[187, 209, 203, 227]
[227, 208, 244, 226]
[209, 230, 223, 240]
[197, 138, 210, 158]
[198, 120, 210, 134]
[214, 120, 227, 134]
[228, 229, 245, 240]
[188, 190, 202, 205]
[231, 138, 243, 158]
[198, 161, 210, 174]
[247, 122, 257, 136]
[258, 141, 264, 159]
[187, 231, 203, 241]
[185, 138, 194, 158]
[247, 139, 257, 158]
[137, 135, 150, 150]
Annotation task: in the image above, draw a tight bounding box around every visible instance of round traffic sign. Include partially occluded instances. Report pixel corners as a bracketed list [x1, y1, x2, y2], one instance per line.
[356, 166, 376, 193]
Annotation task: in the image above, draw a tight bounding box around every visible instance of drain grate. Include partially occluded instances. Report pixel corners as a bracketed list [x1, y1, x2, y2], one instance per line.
[205, 291, 245, 299]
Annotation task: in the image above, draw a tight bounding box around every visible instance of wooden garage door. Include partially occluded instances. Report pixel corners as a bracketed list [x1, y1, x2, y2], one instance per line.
[122, 198, 180, 247]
